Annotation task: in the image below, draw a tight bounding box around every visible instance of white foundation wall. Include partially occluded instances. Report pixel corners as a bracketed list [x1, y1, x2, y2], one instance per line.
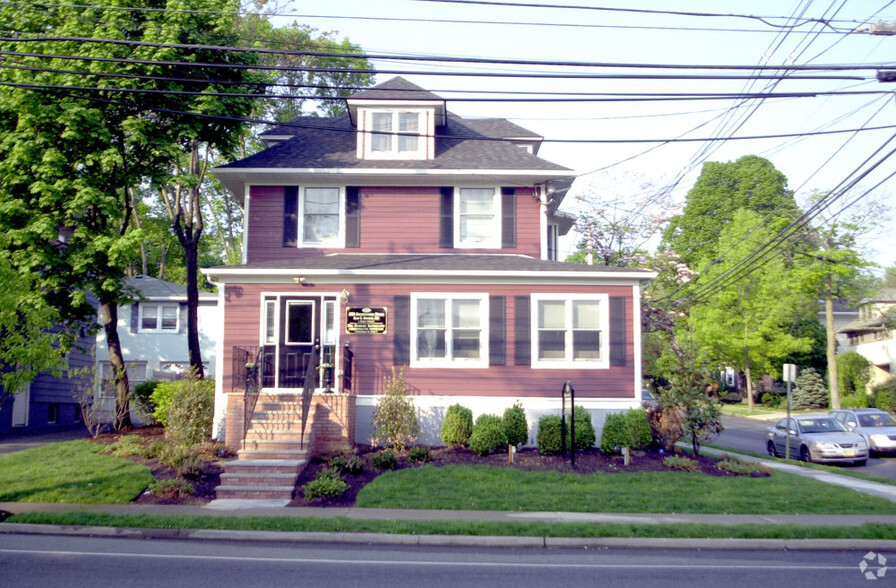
[354, 395, 641, 447]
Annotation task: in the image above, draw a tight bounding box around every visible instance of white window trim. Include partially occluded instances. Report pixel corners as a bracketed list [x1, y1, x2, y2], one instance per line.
[138, 303, 180, 333]
[261, 299, 277, 345]
[296, 186, 345, 247]
[454, 187, 502, 249]
[530, 293, 609, 370]
[410, 293, 489, 368]
[357, 107, 433, 160]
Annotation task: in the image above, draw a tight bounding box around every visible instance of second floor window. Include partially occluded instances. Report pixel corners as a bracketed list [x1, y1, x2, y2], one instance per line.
[371, 111, 420, 153]
[140, 303, 178, 332]
[456, 188, 500, 248]
[284, 186, 343, 247]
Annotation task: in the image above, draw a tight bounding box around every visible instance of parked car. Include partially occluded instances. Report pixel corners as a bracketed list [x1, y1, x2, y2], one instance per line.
[830, 408, 896, 455]
[766, 414, 869, 465]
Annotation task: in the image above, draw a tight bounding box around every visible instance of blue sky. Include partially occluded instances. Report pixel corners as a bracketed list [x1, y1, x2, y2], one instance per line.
[279, 0, 896, 271]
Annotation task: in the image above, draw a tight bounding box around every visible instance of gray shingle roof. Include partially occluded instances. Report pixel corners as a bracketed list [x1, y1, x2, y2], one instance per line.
[208, 254, 652, 275]
[125, 275, 216, 301]
[223, 112, 568, 172]
[348, 76, 444, 101]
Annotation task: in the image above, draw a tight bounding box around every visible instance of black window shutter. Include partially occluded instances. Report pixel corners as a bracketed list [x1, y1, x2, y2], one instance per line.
[130, 303, 139, 334]
[501, 187, 516, 248]
[283, 186, 298, 247]
[514, 295, 530, 366]
[489, 296, 506, 366]
[439, 187, 453, 248]
[345, 186, 361, 248]
[610, 296, 627, 366]
[393, 295, 411, 365]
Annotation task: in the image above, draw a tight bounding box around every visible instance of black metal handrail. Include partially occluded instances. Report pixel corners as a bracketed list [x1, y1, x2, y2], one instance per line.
[342, 343, 353, 393]
[299, 340, 320, 449]
[233, 346, 263, 439]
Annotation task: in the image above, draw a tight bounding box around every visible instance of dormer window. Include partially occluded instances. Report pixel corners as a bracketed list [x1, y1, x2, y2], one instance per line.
[357, 107, 433, 160]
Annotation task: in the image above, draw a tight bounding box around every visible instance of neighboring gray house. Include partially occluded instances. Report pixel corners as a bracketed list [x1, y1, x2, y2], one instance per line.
[0, 324, 95, 436]
[837, 289, 896, 386]
[95, 276, 220, 406]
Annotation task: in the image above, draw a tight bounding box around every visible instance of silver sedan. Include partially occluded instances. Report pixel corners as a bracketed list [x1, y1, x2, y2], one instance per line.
[830, 408, 896, 455]
[766, 414, 869, 465]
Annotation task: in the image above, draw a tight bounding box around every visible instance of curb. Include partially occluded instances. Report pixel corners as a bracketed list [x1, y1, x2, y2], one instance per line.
[4, 522, 896, 551]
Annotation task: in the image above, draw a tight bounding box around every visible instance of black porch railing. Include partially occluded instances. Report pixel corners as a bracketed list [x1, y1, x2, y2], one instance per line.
[232, 346, 264, 438]
[299, 340, 320, 449]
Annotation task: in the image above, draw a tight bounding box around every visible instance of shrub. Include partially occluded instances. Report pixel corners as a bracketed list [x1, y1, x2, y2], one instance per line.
[159, 446, 205, 480]
[327, 453, 364, 475]
[302, 468, 348, 501]
[837, 351, 873, 397]
[715, 457, 769, 476]
[502, 402, 529, 447]
[791, 368, 829, 410]
[599, 409, 651, 454]
[647, 404, 685, 453]
[841, 393, 869, 409]
[663, 455, 700, 472]
[370, 451, 398, 470]
[162, 377, 215, 448]
[871, 378, 896, 413]
[536, 414, 564, 455]
[149, 381, 178, 427]
[760, 392, 781, 408]
[132, 380, 161, 416]
[440, 404, 473, 448]
[371, 367, 419, 450]
[408, 446, 431, 463]
[469, 414, 508, 456]
[535, 407, 595, 455]
[149, 478, 194, 498]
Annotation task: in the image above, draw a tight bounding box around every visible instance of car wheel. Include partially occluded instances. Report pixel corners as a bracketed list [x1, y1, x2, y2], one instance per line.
[767, 440, 779, 458]
[800, 446, 811, 463]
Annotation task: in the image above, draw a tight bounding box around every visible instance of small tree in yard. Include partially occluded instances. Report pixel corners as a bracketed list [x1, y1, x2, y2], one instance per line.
[662, 362, 722, 456]
[371, 367, 419, 450]
[792, 368, 829, 410]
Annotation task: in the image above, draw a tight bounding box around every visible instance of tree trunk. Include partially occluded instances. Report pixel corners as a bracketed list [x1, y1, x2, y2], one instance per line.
[744, 348, 754, 412]
[183, 234, 204, 379]
[825, 274, 840, 409]
[99, 297, 131, 430]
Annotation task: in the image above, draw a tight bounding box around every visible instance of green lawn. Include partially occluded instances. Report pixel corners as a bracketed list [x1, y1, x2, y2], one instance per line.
[356, 464, 896, 515]
[0, 440, 153, 503]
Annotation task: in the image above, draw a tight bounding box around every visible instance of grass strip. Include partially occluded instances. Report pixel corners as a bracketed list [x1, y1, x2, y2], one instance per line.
[355, 465, 896, 514]
[5, 511, 896, 540]
[0, 440, 152, 503]
[704, 445, 896, 487]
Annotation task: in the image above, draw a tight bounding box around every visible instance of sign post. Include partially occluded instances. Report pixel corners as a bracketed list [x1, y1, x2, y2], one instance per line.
[782, 363, 797, 460]
[561, 381, 575, 468]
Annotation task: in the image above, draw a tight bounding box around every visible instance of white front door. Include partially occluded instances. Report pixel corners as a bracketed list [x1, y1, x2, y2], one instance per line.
[11, 383, 30, 427]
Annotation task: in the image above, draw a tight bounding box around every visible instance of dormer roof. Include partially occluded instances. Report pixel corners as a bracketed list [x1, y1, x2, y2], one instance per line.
[345, 77, 447, 127]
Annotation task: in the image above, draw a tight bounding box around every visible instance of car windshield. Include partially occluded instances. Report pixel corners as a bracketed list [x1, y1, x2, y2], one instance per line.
[857, 413, 896, 428]
[798, 418, 848, 434]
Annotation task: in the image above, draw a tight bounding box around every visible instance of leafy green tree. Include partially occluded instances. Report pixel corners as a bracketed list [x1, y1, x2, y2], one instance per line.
[661, 354, 722, 456]
[687, 209, 813, 411]
[661, 155, 800, 269]
[837, 351, 873, 398]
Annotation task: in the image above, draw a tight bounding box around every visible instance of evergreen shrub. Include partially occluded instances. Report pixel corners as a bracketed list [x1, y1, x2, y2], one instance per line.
[502, 402, 529, 447]
[440, 404, 473, 448]
[469, 414, 508, 456]
[599, 409, 651, 453]
[791, 368, 828, 410]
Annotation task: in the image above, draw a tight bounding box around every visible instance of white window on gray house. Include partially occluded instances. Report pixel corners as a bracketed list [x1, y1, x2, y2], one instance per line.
[456, 188, 500, 248]
[411, 294, 488, 367]
[139, 303, 179, 332]
[531, 294, 608, 369]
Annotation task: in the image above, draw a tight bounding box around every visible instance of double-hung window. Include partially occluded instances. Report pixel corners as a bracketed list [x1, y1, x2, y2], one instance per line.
[531, 294, 608, 369]
[139, 303, 179, 332]
[367, 110, 423, 157]
[412, 294, 488, 367]
[301, 187, 340, 244]
[456, 188, 500, 248]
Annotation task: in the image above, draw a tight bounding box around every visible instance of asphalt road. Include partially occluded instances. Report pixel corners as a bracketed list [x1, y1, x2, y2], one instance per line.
[0, 533, 886, 588]
[716, 414, 896, 480]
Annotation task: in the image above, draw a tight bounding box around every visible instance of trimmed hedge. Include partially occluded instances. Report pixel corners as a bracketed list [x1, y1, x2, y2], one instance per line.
[469, 414, 508, 456]
[536, 406, 595, 455]
[599, 409, 652, 454]
[440, 404, 473, 448]
[502, 402, 529, 447]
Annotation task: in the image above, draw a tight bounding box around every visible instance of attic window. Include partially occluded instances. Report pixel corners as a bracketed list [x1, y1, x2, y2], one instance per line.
[359, 108, 431, 160]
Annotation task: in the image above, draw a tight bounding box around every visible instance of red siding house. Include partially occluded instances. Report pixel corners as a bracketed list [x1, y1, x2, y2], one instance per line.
[204, 78, 654, 496]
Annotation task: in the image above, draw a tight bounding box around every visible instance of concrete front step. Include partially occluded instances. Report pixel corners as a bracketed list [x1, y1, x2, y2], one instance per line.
[214, 485, 296, 500]
[220, 472, 298, 487]
[241, 438, 310, 452]
[223, 459, 306, 475]
[237, 448, 309, 461]
[244, 429, 311, 441]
